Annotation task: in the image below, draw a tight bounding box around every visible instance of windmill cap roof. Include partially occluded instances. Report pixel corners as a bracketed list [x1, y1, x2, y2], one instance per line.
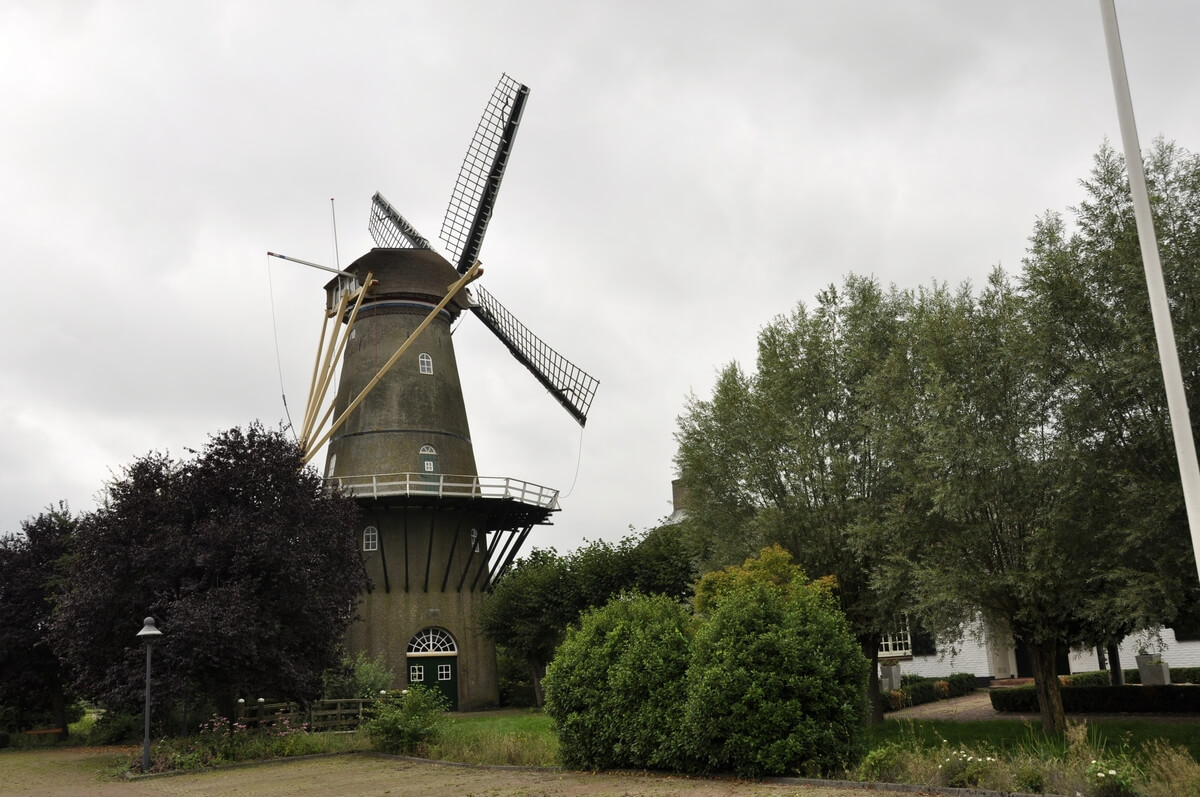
[330, 248, 474, 312]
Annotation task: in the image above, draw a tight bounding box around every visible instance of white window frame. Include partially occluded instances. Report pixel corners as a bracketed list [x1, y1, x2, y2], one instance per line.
[438, 664, 452, 681]
[409, 664, 424, 682]
[418, 352, 433, 375]
[362, 525, 378, 552]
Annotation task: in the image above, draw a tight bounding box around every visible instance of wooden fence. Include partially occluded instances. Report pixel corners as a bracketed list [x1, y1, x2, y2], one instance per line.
[236, 698, 375, 732]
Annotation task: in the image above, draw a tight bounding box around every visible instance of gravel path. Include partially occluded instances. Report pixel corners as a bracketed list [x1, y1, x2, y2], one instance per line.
[0, 749, 894, 797]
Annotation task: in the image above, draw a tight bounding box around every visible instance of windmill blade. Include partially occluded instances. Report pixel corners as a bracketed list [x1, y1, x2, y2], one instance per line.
[369, 191, 432, 249]
[471, 285, 598, 426]
[441, 74, 529, 274]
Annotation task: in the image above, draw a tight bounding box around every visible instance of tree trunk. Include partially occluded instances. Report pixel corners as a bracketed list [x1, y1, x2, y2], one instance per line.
[859, 634, 884, 725]
[1027, 638, 1066, 734]
[1106, 643, 1125, 685]
[48, 679, 68, 742]
[530, 660, 546, 708]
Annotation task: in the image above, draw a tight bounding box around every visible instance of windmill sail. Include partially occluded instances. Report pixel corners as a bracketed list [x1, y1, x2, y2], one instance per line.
[471, 285, 598, 426]
[441, 74, 529, 274]
[370, 192, 432, 249]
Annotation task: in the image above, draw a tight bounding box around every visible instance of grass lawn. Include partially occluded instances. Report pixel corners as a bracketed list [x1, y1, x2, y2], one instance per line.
[870, 715, 1200, 762]
[429, 708, 558, 767]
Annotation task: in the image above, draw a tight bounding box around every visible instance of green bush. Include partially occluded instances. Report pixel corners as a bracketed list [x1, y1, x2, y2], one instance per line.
[682, 574, 868, 778]
[1069, 670, 1115, 687]
[322, 651, 395, 700]
[363, 685, 449, 755]
[858, 741, 903, 782]
[543, 592, 692, 771]
[991, 684, 1200, 714]
[879, 673, 978, 713]
[87, 711, 141, 745]
[946, 673, 978, 696]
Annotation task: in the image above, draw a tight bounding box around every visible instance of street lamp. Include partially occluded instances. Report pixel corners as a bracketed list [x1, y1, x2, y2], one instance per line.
[136, 616, 163, 773]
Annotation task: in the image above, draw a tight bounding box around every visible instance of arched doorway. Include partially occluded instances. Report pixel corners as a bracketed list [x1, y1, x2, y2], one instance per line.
[406, 627, 458, 710]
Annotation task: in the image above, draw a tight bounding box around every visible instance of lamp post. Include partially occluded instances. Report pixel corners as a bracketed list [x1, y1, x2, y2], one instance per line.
[136, 616, 163, 772]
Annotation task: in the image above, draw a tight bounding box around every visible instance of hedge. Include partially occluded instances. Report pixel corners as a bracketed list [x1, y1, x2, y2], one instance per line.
[990, 684, 1200, 714]
[1064, 667, 1200, 686]
[881, 673, 977, 713]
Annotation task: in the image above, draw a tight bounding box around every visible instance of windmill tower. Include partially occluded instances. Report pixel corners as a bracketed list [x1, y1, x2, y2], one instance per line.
[296, 75, 597, 710]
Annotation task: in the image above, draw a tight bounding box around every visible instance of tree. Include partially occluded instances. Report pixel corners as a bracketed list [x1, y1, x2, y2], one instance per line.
[0, 506, 77, 738]
[675, 275, 916, 723]
[1021, 139, 1200, 667]
[51, 424, 369, 720]
[901, 272, 1080, 733]
[478, 528, 695, 706]
[476, 548, 574, 707]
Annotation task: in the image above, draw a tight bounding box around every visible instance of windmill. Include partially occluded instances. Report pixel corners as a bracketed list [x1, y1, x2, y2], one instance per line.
[283, 74, 597, 710]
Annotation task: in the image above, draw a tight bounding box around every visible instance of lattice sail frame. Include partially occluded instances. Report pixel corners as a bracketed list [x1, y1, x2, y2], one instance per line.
[370, 192, 431, 249]
[441, 74, 529, 274]
[471, 286, 598, 426]
[362, 74, 598, 427]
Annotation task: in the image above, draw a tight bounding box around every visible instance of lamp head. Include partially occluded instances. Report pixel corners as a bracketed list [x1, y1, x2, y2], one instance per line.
[136, 616, 163, 640]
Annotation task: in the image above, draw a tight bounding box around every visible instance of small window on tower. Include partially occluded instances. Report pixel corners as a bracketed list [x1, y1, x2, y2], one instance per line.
[419, 353, 433, 375]
[363, 526, 378, 552]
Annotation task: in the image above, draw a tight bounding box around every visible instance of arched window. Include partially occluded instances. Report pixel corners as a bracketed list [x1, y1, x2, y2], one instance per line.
[407, 627, 457, 654]
[362, 525, 378, 552]
[418, 353, 433, 375]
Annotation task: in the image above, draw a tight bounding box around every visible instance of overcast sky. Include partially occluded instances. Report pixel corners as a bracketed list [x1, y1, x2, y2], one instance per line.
[2, 1, 1198, 553]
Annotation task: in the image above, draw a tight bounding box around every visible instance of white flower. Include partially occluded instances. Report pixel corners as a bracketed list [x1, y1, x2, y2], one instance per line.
[1097, 772, 1106, 778]
[1109, 769, 1117, 776]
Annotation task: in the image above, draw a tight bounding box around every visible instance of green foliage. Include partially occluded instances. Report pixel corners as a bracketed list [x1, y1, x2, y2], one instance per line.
[86, 711, 141, 745]
[363, 685, 449, 755]
[543, 592, 692, 771]
[1087, 756, 1142, 797]
[544, 547, 869, 777]
[0, 506, 78, 735]
[495, 646, 536, 708]
[139, 712, 360, 773]
[480, 529, 696, 705]
[857, 741, 903, 782]
[882, 673, 977, 713]
[683, 563, 869, 778]
[992, 684, 1200, 714]
[1070, 670, 1118, 687]
[322, 652, 395, 700]
[50, 424, 368, 715]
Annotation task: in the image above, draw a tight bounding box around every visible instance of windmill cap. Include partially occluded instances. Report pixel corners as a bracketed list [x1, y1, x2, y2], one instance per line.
[328, 248, 475, 313]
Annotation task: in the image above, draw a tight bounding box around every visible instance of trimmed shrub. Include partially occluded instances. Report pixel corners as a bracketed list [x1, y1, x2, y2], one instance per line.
[363, 685, 448, 755]
[543, 592, 693, 771]
[682, 575, 868, 778]
[991, 684, 1200, 714]
[879, 673, 978, 712]
[1067, 669, 1113, 687]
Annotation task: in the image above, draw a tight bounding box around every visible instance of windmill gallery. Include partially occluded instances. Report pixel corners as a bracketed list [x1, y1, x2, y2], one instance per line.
[271, 75, 599, 711]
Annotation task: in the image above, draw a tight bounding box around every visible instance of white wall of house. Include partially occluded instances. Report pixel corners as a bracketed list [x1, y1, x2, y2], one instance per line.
[889, 624, 1200, 683]
[1066, 629, 1200, 673]
[893, 619, 1006, 681]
